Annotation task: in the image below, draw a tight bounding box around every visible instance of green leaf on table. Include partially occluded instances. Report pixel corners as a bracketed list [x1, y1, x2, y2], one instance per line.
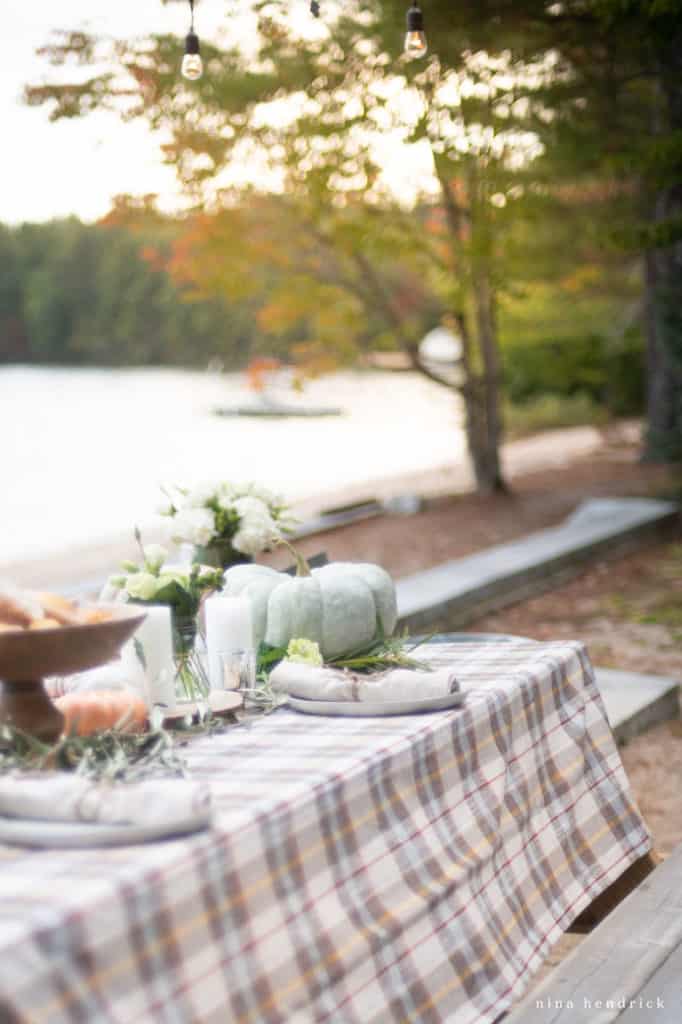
[256, 642, 288, 674]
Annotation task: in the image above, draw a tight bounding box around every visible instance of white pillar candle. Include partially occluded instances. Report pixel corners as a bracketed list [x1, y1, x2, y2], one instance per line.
[123, 604, 176, 712]
[205, 595, 253, 691]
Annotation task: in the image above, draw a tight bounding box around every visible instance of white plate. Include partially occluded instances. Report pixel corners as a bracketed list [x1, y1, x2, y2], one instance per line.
[287, 691, 464, 717]
[0, 814, 211, 849]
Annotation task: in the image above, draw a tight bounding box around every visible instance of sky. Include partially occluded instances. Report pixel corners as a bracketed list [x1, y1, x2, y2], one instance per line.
[1, 1, 242, 225]
[2, 1, 434, 226]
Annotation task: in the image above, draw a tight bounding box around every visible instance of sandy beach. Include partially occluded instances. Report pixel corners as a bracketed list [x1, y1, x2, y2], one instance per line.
[4, 417, 655, 594]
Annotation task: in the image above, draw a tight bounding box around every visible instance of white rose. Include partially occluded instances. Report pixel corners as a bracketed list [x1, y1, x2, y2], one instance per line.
[231, 524, 270, 556]
[157, 569, 189, 588]
[217, 493, 238, 513]
[185, 482, 219, 508]
[232, 495, 271, 521]
[170, 507, 216, 547]
[232, 517, 281, 556]
[143, 544, 168, 574]
[125, 572, 159, 602]
[218, 481, 237, 501]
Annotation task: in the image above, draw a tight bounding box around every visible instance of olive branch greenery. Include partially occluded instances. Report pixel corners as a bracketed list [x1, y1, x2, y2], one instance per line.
[0, 709, 229, 783]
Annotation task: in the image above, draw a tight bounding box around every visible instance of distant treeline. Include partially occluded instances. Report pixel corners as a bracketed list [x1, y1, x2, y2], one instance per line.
[0, 218, 256, 367]
[0, 216, 645, 418]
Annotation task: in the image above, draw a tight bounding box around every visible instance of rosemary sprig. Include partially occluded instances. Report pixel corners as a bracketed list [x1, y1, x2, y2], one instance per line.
[328, 632, 433, 673]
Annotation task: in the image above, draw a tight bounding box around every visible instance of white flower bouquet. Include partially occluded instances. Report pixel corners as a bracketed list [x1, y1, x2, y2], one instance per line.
[103, 546, 223, 620]
[158, 482, 295, 568]
[102, 541, 224, 701]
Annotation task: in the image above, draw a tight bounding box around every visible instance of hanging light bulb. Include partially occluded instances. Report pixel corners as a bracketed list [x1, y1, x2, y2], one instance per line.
[404, 3, 428, 60]
[181, 0, 203, 81]
[182, 36, 203, 81]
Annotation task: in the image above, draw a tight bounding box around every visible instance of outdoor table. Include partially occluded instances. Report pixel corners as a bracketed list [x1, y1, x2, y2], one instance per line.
[0, 639, 651, 1023]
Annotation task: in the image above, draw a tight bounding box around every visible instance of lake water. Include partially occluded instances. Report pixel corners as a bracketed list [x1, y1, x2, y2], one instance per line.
[1, 366, 465, 566]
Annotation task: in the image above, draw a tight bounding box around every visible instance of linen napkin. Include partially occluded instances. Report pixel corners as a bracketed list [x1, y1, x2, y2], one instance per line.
[0, 775, 211, 830]
[269, 660, 459, 702]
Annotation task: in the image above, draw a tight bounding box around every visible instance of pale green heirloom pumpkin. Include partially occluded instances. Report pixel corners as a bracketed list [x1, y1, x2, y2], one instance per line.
[221, 562, 398, 660]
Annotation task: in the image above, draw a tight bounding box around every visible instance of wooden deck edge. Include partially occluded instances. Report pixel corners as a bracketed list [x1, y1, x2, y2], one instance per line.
[613, 687, 681, 746]
[568, 851, 660, 931]
[502, 845, 682, 1023]
[397, 512, 678, 635]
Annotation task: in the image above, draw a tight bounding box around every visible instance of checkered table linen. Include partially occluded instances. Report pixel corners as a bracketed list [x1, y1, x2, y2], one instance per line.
[0, 641, 651, 1023]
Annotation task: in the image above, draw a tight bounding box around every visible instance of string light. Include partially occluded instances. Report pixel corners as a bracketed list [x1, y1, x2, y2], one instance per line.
[177, 2, 431, 78]
[405, 3, 428, 60]
[181, 0, 203, 81]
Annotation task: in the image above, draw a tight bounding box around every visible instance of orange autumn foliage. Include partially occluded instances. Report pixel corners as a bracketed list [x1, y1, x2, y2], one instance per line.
[246, 357, 283, 392]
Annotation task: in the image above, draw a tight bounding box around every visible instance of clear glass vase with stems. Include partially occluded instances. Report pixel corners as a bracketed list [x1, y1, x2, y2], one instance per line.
[172, 616, 210, 703]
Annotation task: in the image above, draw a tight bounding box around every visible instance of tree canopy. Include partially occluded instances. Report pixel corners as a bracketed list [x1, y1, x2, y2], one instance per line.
[20, 0, 682, 478]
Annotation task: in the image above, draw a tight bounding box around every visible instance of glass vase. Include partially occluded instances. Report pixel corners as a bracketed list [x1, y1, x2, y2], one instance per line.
[193, 540, 252, 572]
[172, 616, 210, 703]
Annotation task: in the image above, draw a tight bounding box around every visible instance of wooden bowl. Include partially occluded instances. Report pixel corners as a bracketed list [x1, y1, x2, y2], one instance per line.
[0, 604, 147, 742]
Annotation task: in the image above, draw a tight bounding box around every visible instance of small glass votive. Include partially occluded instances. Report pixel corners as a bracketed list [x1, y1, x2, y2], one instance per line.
[217, 648, 256, 692]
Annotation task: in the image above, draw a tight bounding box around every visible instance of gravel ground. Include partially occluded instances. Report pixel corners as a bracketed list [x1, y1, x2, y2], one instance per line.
[470, 539, 682, 680]
[265, 429, 678, 579]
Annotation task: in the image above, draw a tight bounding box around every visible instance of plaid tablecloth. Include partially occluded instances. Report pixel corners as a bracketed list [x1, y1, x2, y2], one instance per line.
[0, 641, 651, 1024]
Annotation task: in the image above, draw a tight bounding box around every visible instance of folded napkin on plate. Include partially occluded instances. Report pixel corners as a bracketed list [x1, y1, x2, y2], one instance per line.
[0, 775, 211, 829]
[269, 660, 459, 702]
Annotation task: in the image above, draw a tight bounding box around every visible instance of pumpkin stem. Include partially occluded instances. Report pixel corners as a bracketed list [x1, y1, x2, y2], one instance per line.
[277, 539, 311, 577]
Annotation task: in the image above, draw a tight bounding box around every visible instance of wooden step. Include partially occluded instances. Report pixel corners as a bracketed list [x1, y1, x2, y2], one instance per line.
[396, 497, 678, 633]
[504, 844, 682, 1022]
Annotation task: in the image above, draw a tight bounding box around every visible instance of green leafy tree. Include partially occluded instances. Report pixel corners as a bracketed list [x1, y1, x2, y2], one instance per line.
[0, 215, 253, 367]
[381, 0, 682, 456]
[24, 0, 677, 480]
[24, 5, 569, 492]
[0, 226, 29, 360]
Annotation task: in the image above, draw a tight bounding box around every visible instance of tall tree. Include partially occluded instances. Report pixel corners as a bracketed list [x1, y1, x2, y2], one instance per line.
[382, 0, 682, 457]
[25, 5, 567, 492]
[25, 0, 678, 477]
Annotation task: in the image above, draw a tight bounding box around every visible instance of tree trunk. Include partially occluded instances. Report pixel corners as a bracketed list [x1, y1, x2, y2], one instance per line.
[463, 378, 499, 495]
[471, 270, 507, 493]
[352, 240, 509, 494]
[432, 162, 508, 495]
[643, 242, 682, 461]
[643, 31, 682, 462]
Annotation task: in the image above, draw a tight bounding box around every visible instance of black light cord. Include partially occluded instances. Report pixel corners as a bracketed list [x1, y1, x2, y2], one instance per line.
[189, 0, 195, 32]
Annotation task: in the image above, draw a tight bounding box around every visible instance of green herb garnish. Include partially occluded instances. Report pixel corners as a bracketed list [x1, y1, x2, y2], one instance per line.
[0, 720, 220, 782]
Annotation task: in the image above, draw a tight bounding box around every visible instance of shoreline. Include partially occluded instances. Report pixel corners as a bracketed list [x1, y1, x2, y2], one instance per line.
[2, 423, 632, 592]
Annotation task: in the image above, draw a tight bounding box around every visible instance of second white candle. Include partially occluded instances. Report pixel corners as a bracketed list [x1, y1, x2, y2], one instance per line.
[204, 595, 253, 691]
